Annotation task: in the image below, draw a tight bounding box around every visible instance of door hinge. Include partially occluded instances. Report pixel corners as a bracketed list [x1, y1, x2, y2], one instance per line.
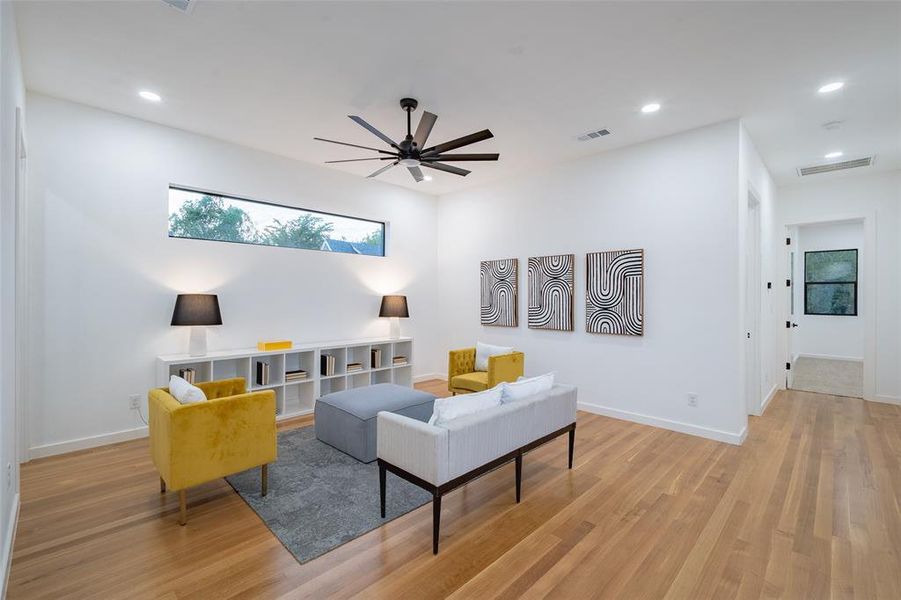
[786, 237, 791, 245]
[786, 362, 791, 370]
[767, 282, 772, 289]
[786, 321, 791, 328]
[786, 279, 791, 287]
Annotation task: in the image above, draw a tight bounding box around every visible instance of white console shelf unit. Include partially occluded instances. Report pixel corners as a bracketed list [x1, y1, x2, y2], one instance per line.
[157, 337, 413, 420]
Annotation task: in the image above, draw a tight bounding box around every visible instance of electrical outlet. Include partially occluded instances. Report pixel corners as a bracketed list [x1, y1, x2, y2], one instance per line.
[129, 394, 141, 410]
[687, 393, 698, 407]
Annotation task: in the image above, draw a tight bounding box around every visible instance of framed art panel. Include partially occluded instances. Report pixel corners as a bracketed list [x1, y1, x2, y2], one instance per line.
[586, 249, 644, 336]
[528, 254, 574, 331]
[480, 258, 518, 327]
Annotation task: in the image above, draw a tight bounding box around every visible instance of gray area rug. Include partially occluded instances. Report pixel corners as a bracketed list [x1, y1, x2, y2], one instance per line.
[226, 425, 430, 564]
[791, 356, 863, 398]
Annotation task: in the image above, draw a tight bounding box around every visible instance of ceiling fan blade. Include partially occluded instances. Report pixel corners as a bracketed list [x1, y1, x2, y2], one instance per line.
[421, 129, 493, 156]
[412, 111, 438, 149]
[367, 161, 398, 178]
[313, 137, 395, 155]
[422, 153, 499, 162]
[349, 116, 399, 149]
[325, 157, 396, 163]
[421, 162, 471, 177]
[408, 166, 424, 182]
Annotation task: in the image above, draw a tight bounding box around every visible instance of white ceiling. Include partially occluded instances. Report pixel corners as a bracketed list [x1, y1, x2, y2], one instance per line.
[14, 1, 900, 195]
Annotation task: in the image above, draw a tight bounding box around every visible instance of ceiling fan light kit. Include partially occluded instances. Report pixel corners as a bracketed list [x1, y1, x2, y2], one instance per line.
[314, 97, 499, 182]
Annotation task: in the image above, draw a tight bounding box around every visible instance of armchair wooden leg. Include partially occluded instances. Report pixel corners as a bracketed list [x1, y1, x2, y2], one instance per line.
[379, 463, 387, 518]
[261, 464, 269, 497]
[432, 494, 442, 555]
[160, 477, 166, 494]
[178, 490, 187, 526]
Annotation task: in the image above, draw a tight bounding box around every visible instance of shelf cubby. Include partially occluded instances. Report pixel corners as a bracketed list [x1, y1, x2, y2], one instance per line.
[284, 381, 315, 414]
[347, 345, 371, 372]
[320, 347, 347, 377]
[393, 365, 413, 387]
[167, 361, 212, 384]
[371, 369, 392, 385]
[371, 343, 392, 369]
[212, 357, 251, 381]
[320, 376, 347, 397]
[392, 340, 412, 366]
[350, 372, 370, 389]
[251, 354, 284, 389]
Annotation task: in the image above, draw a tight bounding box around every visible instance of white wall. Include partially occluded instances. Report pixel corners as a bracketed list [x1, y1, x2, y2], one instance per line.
[0, 1, 25, 593]
[26, 93, 442, 456]
[778, 171, 900, 404]
[437, 120, 749, 444]
[793, 221, 864, 361]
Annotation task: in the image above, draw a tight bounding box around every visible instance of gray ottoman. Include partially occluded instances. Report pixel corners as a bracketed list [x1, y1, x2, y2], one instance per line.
[314, 383, 436, 463]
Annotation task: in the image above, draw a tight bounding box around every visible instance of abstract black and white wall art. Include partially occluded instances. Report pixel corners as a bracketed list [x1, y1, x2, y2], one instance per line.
[480, 258, 518, 327]
[586, 249, 644, 336]
[528, 254, 574, 331]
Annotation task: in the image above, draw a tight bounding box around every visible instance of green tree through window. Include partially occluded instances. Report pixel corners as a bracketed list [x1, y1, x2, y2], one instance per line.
[169, 194, 257, 243]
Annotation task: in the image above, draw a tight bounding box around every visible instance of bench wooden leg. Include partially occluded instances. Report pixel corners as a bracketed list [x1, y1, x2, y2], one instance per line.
[178, 490, 187, 526]
[379, 463, 387, 518]
[432, 494, 442, 555]
[515, 453, 522, 503]
[568, 427, 575, 469]
[261, 464, 269, 497]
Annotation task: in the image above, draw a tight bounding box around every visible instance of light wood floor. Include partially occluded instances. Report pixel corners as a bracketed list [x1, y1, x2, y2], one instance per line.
[8, 381, 901, 599]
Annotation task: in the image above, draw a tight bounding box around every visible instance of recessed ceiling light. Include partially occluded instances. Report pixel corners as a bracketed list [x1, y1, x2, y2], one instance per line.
[138, 90, 162, 102]
[640, 103, 661, 114]
[423, 175, 433, 181]
[824, 151, 843, 159]
[818, 81, 844, 94]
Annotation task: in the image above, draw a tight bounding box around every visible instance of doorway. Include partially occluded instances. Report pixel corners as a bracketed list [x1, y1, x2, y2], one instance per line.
[786, 219, 864, 398]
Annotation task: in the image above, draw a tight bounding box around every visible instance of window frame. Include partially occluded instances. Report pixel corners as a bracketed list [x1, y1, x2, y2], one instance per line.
[167, 184, 387, 257]
[803, 248, 858, 316]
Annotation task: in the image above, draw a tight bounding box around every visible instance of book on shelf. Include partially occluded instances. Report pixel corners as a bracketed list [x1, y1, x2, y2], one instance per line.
[256, 361, 270, 386]
[320, 354, 336, 376]
[347, 362, 363, 373]
[178, 367, 196, 383]
[370, 348, 382, 369]
[392, 356, 408, 366]
[285, 369, 307, 381]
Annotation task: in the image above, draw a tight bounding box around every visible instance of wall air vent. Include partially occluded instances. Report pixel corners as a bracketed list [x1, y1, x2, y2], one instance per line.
[797, 156, 875, 177]
[577, 128, 611, 142]
[160, 0, 195, 13]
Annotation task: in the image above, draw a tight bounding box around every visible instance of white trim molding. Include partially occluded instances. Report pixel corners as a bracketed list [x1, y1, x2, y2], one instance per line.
[873, 395, 901, 406]
[1, 493, 19, 599]
[577, 401, 748, 446]
[757, 384, 780, 416]
[29, 426, 149, 460]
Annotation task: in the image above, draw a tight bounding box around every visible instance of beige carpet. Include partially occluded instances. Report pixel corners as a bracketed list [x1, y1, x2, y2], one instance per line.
[791, 356, 863, 398]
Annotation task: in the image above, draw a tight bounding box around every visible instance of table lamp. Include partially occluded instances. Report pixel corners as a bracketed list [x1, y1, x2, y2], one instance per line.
[171, 294, 222, 356]
[379, 295, 409, 339]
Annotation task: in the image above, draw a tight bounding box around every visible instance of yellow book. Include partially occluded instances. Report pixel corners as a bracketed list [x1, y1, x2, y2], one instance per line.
[257, 340, 292, 351]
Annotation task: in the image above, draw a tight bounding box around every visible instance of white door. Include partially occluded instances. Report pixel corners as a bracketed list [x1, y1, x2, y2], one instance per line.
[785, 226, 798, 389]
[745, 197, 761, 414]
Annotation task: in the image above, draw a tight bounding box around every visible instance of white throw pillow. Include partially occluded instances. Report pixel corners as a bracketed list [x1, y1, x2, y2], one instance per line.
[501, 372, 555, 403]
[429, 385, 503, 427]
[474, 342, 514, 372]
[168, 375, 207, 404]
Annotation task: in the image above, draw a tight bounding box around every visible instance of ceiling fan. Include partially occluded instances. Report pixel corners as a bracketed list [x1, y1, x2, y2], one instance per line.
[314, 98, 498, 182]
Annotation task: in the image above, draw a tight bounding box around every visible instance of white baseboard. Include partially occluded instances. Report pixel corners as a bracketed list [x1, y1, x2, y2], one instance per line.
[757, 383, 779, 416]
[413, 373, 446, 383]
[873, 394, 901, 406]
[796, 353, 863, 362]
[1, 492, 19, 599]
[29, 426, 148, 460]
[577, 401, 747, 445]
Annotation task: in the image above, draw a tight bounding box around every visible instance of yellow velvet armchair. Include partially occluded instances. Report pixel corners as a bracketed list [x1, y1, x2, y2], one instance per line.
[148, 377, 277, 525]
[448, 347, 525, 394]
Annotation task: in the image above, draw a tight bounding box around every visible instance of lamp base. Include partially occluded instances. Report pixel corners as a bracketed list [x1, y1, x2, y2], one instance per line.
[389, 317, 401, 340]
[188, 326, 208, 356]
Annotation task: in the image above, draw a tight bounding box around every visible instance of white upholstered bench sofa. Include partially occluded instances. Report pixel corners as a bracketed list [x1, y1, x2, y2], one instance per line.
[376, 383, 577, 554]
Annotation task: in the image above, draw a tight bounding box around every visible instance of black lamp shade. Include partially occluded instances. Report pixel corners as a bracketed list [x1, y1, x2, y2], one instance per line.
[379, 295, 409, 318]
[171, 294, 223, 326]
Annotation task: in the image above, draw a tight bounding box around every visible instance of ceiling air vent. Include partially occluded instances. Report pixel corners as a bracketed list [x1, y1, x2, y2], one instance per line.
[797, 156, 875, 177]
[577, 128, 611, 142]
[160, 0, 195, 13]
